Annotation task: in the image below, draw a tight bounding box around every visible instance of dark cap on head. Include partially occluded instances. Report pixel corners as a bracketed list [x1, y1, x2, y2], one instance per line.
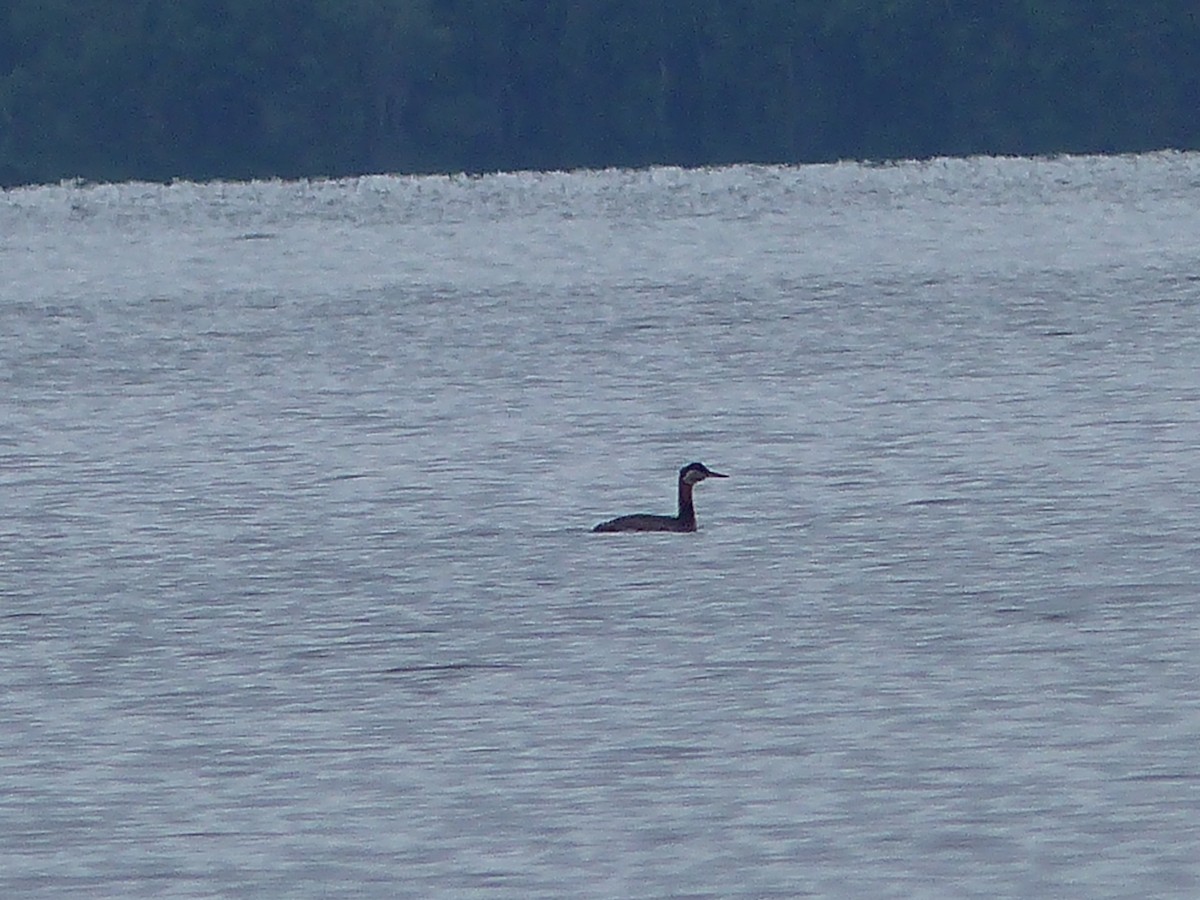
[680, 462, 728, 482]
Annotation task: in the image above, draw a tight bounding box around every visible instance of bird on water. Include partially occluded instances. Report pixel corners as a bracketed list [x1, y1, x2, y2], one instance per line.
[592, 462, 728, 533]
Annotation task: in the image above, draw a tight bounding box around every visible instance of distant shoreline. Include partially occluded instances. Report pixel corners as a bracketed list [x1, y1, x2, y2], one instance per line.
[3, 1, 1198, 189]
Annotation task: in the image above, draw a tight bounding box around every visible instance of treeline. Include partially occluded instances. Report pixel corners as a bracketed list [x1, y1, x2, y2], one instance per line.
[2, 0, 1199, 187]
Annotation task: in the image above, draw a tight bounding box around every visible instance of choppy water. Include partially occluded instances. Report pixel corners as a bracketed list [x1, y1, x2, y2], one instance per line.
[3, 155, 1200, 898]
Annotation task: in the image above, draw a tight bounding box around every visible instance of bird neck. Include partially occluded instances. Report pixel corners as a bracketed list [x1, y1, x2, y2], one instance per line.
[677, 478, 696, 526]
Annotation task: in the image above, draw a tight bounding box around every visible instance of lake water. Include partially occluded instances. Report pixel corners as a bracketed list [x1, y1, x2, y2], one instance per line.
[2, 154, 1199, 898]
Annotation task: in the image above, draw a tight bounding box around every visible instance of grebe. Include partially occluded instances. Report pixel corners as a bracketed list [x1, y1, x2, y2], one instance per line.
[592, 462, 728, 533]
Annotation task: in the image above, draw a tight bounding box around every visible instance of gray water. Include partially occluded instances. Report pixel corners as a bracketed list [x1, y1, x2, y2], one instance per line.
[2, 155, 1199, 898]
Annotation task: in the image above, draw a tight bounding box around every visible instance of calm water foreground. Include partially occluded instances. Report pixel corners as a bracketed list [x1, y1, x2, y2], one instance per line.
[2, 155, 1199, 897]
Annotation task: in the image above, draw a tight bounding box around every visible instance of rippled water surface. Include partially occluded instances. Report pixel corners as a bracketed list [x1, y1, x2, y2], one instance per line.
[3, 155, 1200, 898]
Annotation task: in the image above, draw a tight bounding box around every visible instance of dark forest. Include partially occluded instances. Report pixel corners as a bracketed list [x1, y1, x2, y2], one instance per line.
[2, 0, 1198, 187]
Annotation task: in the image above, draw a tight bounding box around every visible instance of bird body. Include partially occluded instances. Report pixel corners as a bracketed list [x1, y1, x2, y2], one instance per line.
[593, 462, 727, 533]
